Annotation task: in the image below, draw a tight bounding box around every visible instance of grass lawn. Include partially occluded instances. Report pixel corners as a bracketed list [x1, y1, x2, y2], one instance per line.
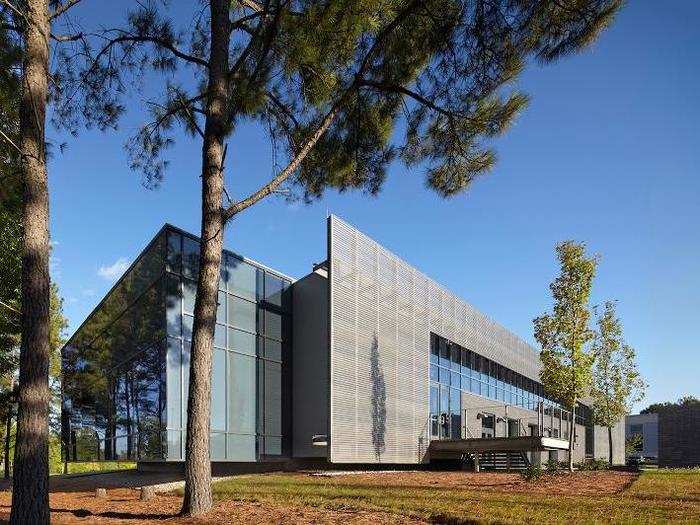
[211, 469, 700, 524]
[53, 461, 137, 475]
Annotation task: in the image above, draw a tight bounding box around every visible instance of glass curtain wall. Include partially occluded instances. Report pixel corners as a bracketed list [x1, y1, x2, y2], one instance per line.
[164, 227, 291, 461]
[62, 232, 167, 461]
[428, 332, 578, 441]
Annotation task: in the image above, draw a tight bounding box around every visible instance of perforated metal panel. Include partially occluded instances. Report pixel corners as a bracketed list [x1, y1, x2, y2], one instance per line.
[328, 216, 541, 464]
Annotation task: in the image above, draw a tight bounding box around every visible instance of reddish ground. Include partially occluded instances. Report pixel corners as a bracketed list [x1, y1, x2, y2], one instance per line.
[325, 470, 637, 496]
[0, 488, 424, 525]
[0, 470, 637, 524]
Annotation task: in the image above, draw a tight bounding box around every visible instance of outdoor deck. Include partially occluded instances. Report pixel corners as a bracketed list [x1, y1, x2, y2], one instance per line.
[429, 436, 569, 459]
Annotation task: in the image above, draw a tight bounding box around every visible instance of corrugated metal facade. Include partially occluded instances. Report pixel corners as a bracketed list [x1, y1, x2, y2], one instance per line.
[328, 216, 541, 464]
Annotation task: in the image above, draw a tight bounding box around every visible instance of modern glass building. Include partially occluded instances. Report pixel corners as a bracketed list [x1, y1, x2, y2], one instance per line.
[62, 217, 624, 467]
[62, 225, 292, 463]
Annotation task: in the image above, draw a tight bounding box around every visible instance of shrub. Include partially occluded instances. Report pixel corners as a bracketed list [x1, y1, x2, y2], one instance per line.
[544, 459, 560, 472]
[576, 458, 610, 471]
[521, 464, 543, 482]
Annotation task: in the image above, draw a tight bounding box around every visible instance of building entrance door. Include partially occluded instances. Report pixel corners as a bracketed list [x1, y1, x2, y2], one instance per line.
[507, 419, 520, 438]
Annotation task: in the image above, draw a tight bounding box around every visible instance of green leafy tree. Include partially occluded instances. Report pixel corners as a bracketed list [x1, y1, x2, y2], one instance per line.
[534, 241, 598, 471]
[640, 395, 700, 414]
[590, 301, 646, 465]
[625, 433, 642, 457]
[61, 0, 623, 513]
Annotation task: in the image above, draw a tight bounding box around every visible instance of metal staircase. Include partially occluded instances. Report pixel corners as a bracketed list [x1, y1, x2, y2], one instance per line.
[477, 451, 530, 471]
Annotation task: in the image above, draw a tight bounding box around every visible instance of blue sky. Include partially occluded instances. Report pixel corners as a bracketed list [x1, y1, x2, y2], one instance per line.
[48, 2, 699, 412]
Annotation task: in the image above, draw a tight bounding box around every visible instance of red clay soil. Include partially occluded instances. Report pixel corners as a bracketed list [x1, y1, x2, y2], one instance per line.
[0, 488, 426, 525]
[0, 471, 636, 524]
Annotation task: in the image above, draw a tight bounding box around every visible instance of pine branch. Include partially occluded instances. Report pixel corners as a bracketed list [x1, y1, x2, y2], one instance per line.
[49, 0, 83, 20]
[359, 80, 467, 119]
[239, 0, 264, 13]
[0, 128, 22, 156]
[51, 32, 83, 42]
[0, 0, 25, 22]
[222, 0, 424, 221]
[95, 32, 210, 69]
[222, 101, 342, 221]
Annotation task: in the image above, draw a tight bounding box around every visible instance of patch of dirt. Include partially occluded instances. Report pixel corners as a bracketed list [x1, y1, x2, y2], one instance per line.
[0, 488, 426, 524]
[312, 470, 638, 496]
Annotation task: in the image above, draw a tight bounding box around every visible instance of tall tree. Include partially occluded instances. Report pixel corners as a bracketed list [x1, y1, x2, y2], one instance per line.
[534, 241, 598, 471]
[64, 0, 623, 514]
[590, 301, 645, 465]
[0, 0, 90, 521]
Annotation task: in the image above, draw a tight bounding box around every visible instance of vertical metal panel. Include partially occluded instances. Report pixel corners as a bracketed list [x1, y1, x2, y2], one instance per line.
[329, 216, 541, 464]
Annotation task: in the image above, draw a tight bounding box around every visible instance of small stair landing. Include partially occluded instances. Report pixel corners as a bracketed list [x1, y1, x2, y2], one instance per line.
[429, 436, 568, 459]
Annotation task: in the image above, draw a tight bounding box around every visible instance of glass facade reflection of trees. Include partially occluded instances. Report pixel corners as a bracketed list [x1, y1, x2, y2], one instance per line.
[428, 333, 586, 440]
[62, 225, 292, 463]
[62, 233, 167, 461]
[165, 227, 291, 461]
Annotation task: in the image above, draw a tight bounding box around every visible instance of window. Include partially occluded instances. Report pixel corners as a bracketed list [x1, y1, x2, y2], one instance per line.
[214, 324, 226, 348]
[182, 237, 200, 279]
[450, 344, 461, 371]
[229, 259, 257, 301]
[430, 385, 439, 437]
[481, 413, 495, 438]
[264, 273, 287, 308]
[439, 339, 450, 368]
[183, 279, 196, 314]
[166, 231, 182, 274]
[211, 349, 226, 431]
[228, 328, 256, 356]
[461, 348, 470, 375]
[430, 335, 439, 365]
[430, 364, 439, 381]
[228, 353, 255, 434]
[264, 339, 282, 361]
[228, 295, 256, 332]
[429, 333, 559, 415]
[262, 309, 283, 340]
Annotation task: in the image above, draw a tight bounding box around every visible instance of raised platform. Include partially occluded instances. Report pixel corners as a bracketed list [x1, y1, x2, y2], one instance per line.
[429, 436, 569, 459]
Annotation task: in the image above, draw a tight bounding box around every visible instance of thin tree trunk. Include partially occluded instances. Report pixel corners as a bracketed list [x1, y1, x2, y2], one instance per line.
[608, 425, 613, 466]
[568, 403, 576, 472]
[11, 1, 51, 523]
[180, 0, 230, 516]
[4, 405, 12, 479]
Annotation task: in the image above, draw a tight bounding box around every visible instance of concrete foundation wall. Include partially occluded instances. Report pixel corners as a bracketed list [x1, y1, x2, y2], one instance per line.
[593, 420, 626, 465]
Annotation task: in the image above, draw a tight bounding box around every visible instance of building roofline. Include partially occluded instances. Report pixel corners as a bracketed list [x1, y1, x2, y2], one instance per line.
[163, 223, 297, 283]
[63, 223, 295, 351]
[328, 213, 539, 356]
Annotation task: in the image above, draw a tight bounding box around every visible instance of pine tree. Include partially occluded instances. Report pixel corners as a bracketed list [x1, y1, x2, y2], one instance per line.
[0, 1, 87, 520]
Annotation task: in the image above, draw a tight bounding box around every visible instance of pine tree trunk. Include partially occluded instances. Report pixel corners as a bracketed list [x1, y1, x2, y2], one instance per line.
[608, 425, 613, 466]
[180, 0, 230, 516]
[4, 405, 11, 479]
[11, 1, 51, 522]
[568, 403, 576, 472]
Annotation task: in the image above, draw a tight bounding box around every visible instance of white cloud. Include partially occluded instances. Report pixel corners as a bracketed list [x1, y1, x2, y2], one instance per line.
[82, 288, 95, 297]
[98, 257, 130, 281]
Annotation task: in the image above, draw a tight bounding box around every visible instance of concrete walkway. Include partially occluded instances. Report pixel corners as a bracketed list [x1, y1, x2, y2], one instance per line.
[0, 470, 204, 493]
